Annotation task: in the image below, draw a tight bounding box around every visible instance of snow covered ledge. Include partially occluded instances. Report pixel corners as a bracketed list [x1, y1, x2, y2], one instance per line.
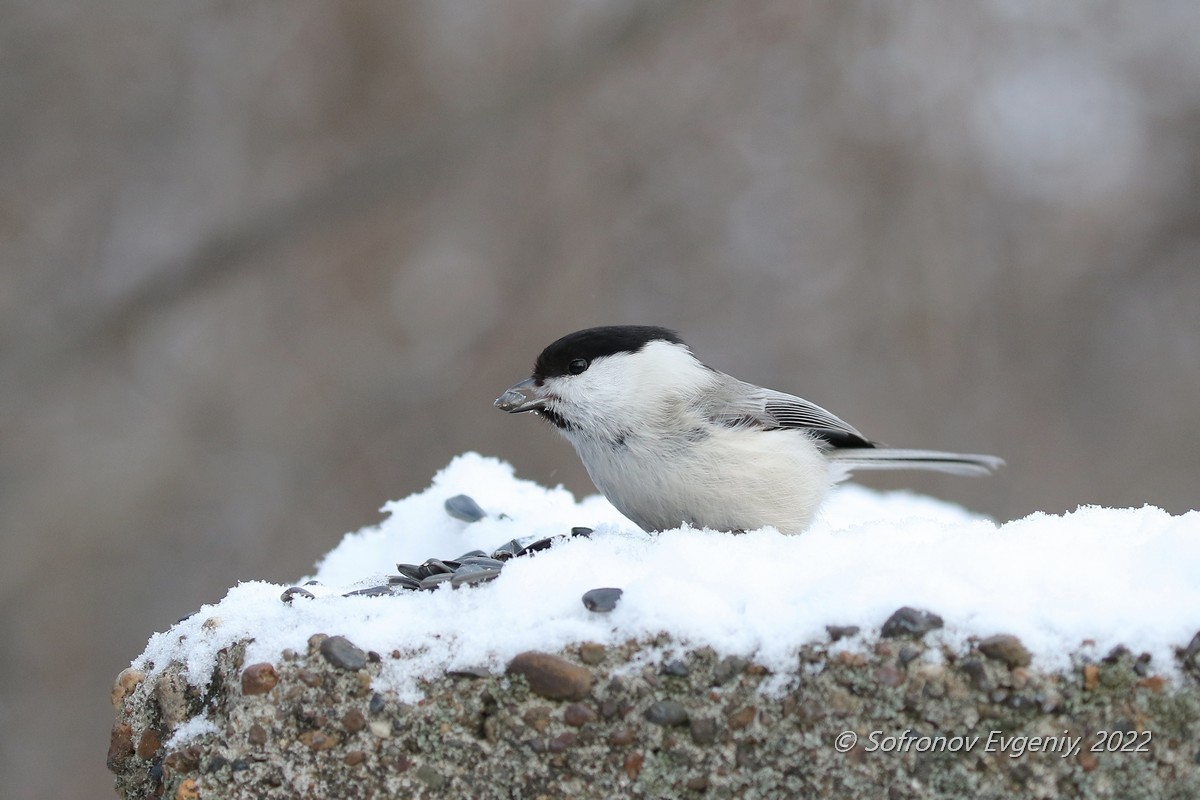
[109, 454, 1200, 798]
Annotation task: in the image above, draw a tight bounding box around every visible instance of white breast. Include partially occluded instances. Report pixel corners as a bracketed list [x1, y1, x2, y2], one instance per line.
[568, 424, 831, 534]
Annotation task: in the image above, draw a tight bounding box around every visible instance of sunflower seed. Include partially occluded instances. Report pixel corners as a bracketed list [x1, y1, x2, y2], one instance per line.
[280, 586, 315, 604]
[418, 573, 455, 591]
[451, 568, 501, 588]
[444, 494, 487, 523]
[344, 585, 395, 598]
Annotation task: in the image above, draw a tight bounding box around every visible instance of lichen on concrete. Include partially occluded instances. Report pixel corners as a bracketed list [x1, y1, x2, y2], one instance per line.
[110, 629, 1200, 799]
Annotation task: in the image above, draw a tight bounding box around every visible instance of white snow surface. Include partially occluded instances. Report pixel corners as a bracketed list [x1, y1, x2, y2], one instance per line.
[138, 453, 1200, 702]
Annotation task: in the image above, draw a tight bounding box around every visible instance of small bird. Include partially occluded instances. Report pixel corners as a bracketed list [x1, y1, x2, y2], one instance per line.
[495, 326, 1002, 534]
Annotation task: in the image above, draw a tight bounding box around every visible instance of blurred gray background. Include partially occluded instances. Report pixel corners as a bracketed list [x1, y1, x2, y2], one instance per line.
[3, 1, 1199, 796]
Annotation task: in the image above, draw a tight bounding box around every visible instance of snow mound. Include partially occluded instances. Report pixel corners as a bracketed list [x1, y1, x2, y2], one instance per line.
[137, 453, 1200, 702]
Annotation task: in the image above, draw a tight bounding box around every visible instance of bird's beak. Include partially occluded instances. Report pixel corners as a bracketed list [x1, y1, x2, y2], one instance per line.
[494, 377, 546, 413]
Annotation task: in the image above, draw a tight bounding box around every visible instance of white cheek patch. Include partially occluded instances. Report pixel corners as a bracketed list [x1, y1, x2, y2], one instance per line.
[545, 358, 637, 433]
[546, 343, 713, 438]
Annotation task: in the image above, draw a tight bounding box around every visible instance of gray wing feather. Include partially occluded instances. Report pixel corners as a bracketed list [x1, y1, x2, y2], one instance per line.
[700, 381, 875, 448]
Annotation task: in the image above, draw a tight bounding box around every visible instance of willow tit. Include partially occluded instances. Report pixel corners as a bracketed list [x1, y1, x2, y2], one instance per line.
[495, 326, 1002, 534]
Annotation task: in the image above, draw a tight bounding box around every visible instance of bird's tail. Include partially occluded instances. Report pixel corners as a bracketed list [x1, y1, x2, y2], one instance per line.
[827, 448, 1004, 477]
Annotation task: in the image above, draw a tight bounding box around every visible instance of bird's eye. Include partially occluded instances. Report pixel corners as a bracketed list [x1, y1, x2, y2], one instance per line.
[568, 358, 589, 375]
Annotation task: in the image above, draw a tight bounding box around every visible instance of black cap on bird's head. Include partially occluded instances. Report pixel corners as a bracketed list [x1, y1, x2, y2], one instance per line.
[532, 326, 684, 383]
